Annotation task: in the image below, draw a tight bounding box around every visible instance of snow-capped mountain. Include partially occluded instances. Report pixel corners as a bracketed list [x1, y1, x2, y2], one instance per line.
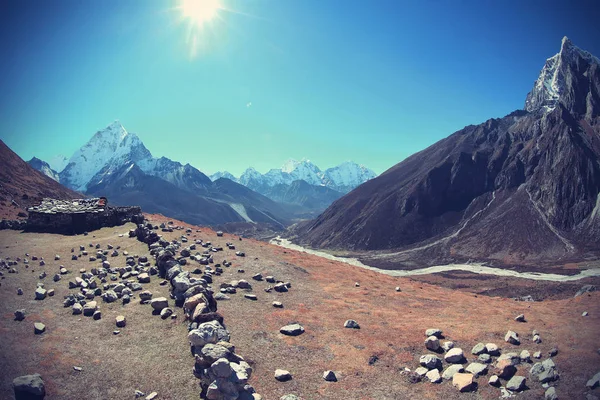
[210, 171, 237, 182]
[525, 36, 600, 114]
[27, 157, 60, 182]
[59, 121, 152, 191]
[219, 159, 376, 194]
[48, 155, 69, 173]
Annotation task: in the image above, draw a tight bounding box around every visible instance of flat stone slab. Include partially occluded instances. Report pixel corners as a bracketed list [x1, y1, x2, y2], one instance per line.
[280, 324, 305, 336]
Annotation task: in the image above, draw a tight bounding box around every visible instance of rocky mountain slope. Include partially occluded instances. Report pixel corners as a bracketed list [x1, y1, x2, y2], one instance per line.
[53, 121, 293, 227]
[295, 37, 600, 266]
[0, 140, 80, 220]
[27, 157, 60, 182]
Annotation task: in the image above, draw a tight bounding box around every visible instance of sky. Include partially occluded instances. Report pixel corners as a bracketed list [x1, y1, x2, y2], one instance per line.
[1, 0, 599, 177]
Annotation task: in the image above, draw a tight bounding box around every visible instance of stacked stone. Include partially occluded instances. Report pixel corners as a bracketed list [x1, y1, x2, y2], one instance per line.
[135, 223, 261, 400]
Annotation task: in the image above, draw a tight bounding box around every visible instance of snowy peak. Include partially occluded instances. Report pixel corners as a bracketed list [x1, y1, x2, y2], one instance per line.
[525, 36, 600, 116]
[27, 157, 60, 182]
[59, 121, 153, 191]
[210, 171, 238, 182]
[48, 155, 68, 173]
[323, 161, 377, 192]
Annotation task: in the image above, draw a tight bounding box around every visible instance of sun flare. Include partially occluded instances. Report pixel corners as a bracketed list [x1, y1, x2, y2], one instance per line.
[179, 0, 222, 25]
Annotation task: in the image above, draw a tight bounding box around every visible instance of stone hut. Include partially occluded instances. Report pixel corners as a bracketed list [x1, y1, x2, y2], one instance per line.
[26, 197, 143, 234]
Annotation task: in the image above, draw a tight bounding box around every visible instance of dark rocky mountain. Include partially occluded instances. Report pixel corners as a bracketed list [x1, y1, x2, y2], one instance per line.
[294, 37, 600, 266]
[0, 140, 81, 220]
[27, 157, 60, 182]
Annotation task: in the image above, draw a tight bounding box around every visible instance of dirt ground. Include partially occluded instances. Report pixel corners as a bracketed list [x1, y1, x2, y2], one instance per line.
[1, 216, 600, 399]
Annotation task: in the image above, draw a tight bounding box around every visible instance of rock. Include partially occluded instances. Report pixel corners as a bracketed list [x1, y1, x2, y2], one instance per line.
[452, 373, 474, 392]
[533, 334, 542, 343]
[496, 359, 517, 379]
[188, 320, 230, 347]
[520, 350, 531, 362]
[505, 330, 520, 345]
[488, 375, 499, 386]
[83, 301, 97, 316]
[425, 328, 442, 338]
[13, 373, 45, 398]
[344, 319, 360, 329]
[425, 336, 440, 351]
[34, 322, 46, 334]
[419, 354, 442, 370]
[497, 352, 521, 365]
[211, 358, 233, 378]
[442, 341, 455, 351]
[273, 301, 283, 308]
[414, 367, 429, 377]
[583, 311, 589, 316]
[237, 280, 252, 289]
[146, 392, 158, 400]
[138, 273, 150, 283]
[323, 370, 337, 382]
[275, 369, 292, 382]
[395, 287, 401, 292]
[244, 294, 257, 300]
[530, 362, 544, 376]
[139, 290, 153, 301]
[280, 324, 305, 336]
[533, 351, 542, 359]
[252, 273, 263, 281]
[72, 303, 83, 315]
[93, 310, 102, 320]
[426, 369, 442, 383]
[150, 297, 168, 311]
[545, 387, 558, 400]
[587, 371, 600, 389]
[539, 367, 559, 383]
[14, 309, 26, 321]
[280, 396, 300, 400]
[471, 343, 486, 355]
[160, 308, 173, 319]
[442, 365, 464, 380]
[549, 348, 558, 357]
[506, 375, 526, 391]
[34, 287, 47, 300]
[575, 284, 596, 297]
[17, 288, 23, 295]
[444, 348, 464, 364]
[465, 362, 488, 377]
[102, 290, 118, 303]
[116, 315, 126, 327]
[478, 353, 491, 363]
[515, 314, 526, 322]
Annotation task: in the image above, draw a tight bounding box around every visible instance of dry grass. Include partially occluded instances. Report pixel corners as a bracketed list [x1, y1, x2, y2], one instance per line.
[1, 215, 600, 399]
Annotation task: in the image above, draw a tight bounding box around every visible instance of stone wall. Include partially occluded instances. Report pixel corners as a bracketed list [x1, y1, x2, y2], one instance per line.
[25, 206, 144, 234]
[133, 223, 261, 400]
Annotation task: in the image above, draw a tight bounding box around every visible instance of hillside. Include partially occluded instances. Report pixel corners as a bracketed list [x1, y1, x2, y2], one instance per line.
[1, 215, 599, 399]
[0, 140, 81, 220]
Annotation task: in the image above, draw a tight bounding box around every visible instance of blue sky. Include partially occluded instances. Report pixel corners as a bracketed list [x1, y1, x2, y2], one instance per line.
[1, 0, 599, 176]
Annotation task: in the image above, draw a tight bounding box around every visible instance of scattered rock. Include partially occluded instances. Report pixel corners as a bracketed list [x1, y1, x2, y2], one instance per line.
[488, 375, 499, 386]
[83, 301, 97, 316]
[280, 324, 305, 336]
[93, 310, 102, 320]
[150, 297, 168, 311]
[425, 328, 442, 338]
[323, 370, 337, 382]
[160, 308, 173, 319]
[586, 371, 600, 389]
[116, 315, 126, 327]
[34, 322, 46, 334]
[34, 287, 47, 300]
[426, 369, 442, 383]
[425, 336, 440, 351]
[515, 314, 526, 322]
[275, 369, 292, 382]
[146, 392, 158, 400]
[420, 354, 442, 370]
[244, 294, 257, 301]
[73, 366, 83, 371]
[548, 348, 558, 357]
[442, 365, 464, 380]
[485, 342, 499, 355]
[465, 362, 488, 377]
[545, 386, 558, 400]
[344, 319, 360, 329]
[444, 348, 464, 364]
[452, 373, 474, 392]
[13, 373, 45, 398]
[14, 309, 26, 321]
[505, 330, 520, 345]
[471, 343, 486, 355]
[506, 375, 526, 391]
[273, 301, 283, 308]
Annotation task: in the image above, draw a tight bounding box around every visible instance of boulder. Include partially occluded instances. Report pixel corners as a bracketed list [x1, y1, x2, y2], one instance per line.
[13, 374, 45, 398]
[419, 354, 442, 370]
[442, 365, 464, 380]
[83, 301, 97, 316]
[444, 348, 464, 364]
[150, 297, 168, 311]
[137, 273, 150, 283]
[505, 330, 520, 345]
[425, 336, 440, 351]
[34, 288, 47, 300]
[425, 328, 442, 338]
[465, 362, 488, 377]
[506, 375, 526, 391]
[14, 309, 26, 321]
[488, 375, 499, 386]
[426, 369, 442, 383]
[471, 343, 486, 355]
[275, 369, 292, 382]
[452, 373, 474, 392]
[344, 320, 360, 329]
[116, 315, 126, 327]
[280, 324, 305, 336]
[323, 370, 337, 382]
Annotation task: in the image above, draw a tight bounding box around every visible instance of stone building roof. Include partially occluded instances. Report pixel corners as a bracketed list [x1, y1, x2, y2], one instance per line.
[27, 198, 105, 214]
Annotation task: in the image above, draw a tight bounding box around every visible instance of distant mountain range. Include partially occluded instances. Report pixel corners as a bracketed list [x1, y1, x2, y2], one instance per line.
[27, 122, 377, 228]
[294, 37, 600, 267]
[211, 159, 376, 194]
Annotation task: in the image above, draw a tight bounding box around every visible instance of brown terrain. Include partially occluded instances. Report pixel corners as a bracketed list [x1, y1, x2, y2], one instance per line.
[1, 213, 600, 399]
[0, 140, 81, 221]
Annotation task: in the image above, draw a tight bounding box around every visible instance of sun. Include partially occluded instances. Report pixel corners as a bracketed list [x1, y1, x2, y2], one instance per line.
[178, 0, 222, 25]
